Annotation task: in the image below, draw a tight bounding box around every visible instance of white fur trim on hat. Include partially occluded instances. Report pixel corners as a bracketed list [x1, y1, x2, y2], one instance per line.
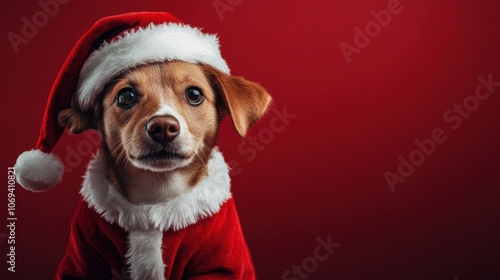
[76, 22, 230, 110]
[14, 150, 64, 192]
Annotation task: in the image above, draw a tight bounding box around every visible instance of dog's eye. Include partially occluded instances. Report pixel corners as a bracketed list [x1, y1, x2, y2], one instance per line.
[117, 88, 138, 109]
[184, 87, 204, 106]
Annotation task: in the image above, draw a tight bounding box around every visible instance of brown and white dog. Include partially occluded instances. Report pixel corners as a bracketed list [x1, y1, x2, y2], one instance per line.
[13, 12, 271, 280]
[54, 61, 271, 279]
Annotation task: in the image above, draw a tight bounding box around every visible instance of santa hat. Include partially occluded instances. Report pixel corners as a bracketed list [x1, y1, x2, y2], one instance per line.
[14, 12, 230, 192]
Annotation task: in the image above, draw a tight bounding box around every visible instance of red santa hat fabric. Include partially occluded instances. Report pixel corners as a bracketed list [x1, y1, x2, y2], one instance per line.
[14, 12, 230, 192]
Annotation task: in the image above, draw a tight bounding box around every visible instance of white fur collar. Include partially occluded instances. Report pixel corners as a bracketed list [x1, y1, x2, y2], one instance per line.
[80, 148, 232, 231]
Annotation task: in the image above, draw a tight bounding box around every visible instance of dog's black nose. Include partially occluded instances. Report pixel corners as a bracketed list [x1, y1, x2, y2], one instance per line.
[146, 115, 180, 144]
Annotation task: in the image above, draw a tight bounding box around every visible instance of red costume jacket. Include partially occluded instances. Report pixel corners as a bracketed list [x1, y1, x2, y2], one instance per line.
[55, 150, 255, 280]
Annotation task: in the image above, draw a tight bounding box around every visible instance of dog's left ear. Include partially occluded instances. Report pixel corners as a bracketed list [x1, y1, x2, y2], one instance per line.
[57, 105, 101, 134]
[203, 66, 272, 137]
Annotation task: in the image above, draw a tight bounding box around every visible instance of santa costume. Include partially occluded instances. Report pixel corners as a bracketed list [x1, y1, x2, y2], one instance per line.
[14, 12, 255, 280]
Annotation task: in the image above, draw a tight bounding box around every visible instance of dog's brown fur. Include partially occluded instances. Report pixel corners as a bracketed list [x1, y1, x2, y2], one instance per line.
[58, 61, 271, 204]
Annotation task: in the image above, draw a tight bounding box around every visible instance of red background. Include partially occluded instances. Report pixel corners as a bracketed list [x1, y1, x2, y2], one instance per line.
[1, 0, 499, 279]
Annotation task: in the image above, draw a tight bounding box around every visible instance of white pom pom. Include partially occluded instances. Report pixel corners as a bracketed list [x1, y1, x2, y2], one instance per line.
[14, 149, 64, 192]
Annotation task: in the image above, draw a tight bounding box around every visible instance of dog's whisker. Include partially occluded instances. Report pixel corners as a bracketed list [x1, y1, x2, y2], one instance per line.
[189, 135, 211, 164]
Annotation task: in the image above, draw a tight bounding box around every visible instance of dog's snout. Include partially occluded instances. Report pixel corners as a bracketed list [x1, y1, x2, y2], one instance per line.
[147, 115, 180, 144]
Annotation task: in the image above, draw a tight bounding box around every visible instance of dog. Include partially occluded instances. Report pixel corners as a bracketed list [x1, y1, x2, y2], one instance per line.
[54, 61, 271, 279]
[13, 11, 270, 280]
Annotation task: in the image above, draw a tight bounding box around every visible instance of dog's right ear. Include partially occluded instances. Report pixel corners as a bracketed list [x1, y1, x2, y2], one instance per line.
[57, 106, 100, 134]
[202, 65, 272, 137]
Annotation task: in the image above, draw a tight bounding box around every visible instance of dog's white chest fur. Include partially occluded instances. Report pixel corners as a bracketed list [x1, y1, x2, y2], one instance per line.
[80, 147, 231, 232]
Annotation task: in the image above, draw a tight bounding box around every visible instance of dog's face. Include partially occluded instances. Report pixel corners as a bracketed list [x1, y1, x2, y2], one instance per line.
[101, 61, 219, 172]
[59, 60, 271, 179]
